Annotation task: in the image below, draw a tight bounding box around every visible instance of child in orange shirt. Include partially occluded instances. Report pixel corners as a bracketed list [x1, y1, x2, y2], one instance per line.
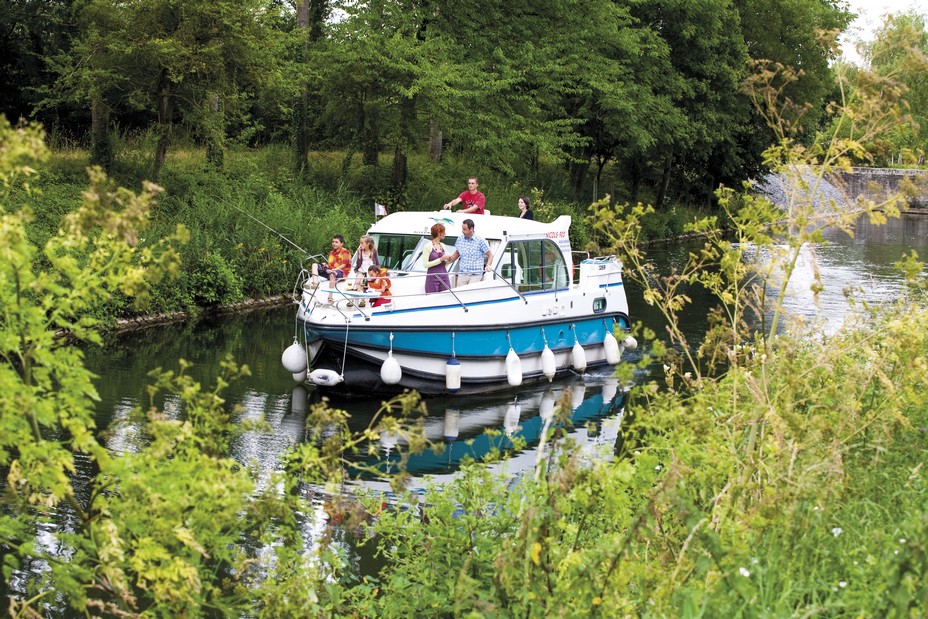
[366, 265, 392, 307]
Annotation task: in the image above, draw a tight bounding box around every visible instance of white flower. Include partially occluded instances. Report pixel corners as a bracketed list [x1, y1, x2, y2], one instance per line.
[899, 538, 907, 544]
[739, 567, 750, 577]
[832, 527, 843, 537]
[655, 465, 662, 471]
[839, 581, 847, 588]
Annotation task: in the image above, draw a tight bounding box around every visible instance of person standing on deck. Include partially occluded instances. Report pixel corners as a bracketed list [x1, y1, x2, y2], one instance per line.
[442, 177, 486, 214]
[422, 222, 452, 293]
[445, 218, 493, 287]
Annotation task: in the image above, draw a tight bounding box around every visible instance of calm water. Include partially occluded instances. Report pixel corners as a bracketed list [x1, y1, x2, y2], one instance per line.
[82, 212, 928, 486]
[8, 212, 927, 608]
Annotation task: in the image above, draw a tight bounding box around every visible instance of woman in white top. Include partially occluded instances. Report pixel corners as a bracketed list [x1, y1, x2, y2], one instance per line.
[350, 234, 380, 290]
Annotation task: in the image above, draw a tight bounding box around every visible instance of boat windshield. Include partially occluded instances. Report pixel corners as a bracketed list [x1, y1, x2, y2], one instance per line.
[373, 233, 460, 272]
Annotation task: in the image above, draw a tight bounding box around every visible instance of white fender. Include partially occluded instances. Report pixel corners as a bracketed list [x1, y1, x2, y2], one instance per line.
[281, 340, 308, 374]
[443, 408, 460, 442]
[292, 369, 307, 383]
[308, 368, 343, 387]
[541, 345, 557, 382]
[504, 403, 521, 436]
[380, 352, 402, 385]
[602, 377, 619, 404]
[539, 390, 556, 421]
[622, 335, 638, 351]
[506, 348, 523, 387]
[446, 356, 462, 392]
[380, 431, 398, 455]
[291, 385, 308, 415]
[603, 331, 621, 365]
[571, 383, 587, 411]
[571, 342, 587, 373]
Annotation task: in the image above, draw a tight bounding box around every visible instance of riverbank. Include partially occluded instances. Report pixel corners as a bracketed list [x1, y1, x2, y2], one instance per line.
[112, 294, 293, 332]
[20, 145, 709, 327]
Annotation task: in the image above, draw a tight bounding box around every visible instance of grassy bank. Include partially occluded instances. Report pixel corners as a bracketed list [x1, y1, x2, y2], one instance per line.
[20, 142, 709, 321]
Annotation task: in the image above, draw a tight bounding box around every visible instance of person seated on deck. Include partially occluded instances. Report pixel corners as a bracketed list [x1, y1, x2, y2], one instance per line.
[349, 234, 380, 291]
[366, 265, 392, 307]
[312, 234, 352, 304]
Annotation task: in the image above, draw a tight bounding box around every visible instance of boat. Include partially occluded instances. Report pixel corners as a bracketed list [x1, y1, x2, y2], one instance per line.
[282, 210, 637, 395]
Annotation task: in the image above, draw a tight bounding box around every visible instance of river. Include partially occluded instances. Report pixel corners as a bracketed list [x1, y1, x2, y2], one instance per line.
[6, 211, 926, 608]
[82, 211, 928, 487]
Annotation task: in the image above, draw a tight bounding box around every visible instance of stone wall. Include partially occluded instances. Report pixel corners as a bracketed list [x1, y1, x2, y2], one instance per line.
[829, 168, 928, 209]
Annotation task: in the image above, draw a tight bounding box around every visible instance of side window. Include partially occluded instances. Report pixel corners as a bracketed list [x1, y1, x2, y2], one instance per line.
[540, 239, 568, 290]
[373, 234, 424, 271]
[509, 239, 568, 291]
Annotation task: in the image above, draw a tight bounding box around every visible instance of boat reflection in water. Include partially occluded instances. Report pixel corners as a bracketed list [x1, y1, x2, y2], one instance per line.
[301, 372, 629, 489]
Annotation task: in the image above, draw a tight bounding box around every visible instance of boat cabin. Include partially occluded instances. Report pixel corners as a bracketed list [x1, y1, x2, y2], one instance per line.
[368, 211, 572, 294]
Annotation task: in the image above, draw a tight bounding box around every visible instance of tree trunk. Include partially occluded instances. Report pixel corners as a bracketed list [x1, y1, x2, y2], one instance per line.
[391, 95, 416, 190]
[391, 146, 407, 188]
[153, 84, 173, 181]
[293, 0, 310, 176]
[569, 158, 590, 195]
[205, 93, 224, 170]
[362, 99, 379, 166]
[655, 153, 674, 209]
[594, 156, 609, 202]
[90, 96, 113, 172]
[428, 117, 442, 163]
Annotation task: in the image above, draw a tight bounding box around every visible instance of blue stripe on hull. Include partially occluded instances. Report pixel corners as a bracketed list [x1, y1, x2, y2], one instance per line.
[303, 313, 629, 358]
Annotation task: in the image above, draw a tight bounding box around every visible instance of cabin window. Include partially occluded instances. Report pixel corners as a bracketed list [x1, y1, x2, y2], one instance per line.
[501, 239, 568, 292]
[373, 234, 456, 272]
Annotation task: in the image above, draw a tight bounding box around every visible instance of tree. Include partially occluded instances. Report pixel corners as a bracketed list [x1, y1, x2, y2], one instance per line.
[0, 0, 79, 129]
[47, 0, 286, 178]
[866, 11, 928, 164]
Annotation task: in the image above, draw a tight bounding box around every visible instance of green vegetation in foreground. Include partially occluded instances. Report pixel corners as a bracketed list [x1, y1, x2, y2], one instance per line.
[18, 138, 707, 322]
[2, 57, 927, 618]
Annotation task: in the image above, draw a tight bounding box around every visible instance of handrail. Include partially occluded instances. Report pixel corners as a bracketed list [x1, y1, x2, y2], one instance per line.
[301, 268, 538, 316]
[487, 267, 528, 304]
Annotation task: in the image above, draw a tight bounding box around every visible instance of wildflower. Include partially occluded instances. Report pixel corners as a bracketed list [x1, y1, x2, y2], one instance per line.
[655, 465, 662, 471]
[832, 527, 843, 537]
[739, 567, 750, 577]
[839, 581, 847, 588]
[899, 538, 907, 544]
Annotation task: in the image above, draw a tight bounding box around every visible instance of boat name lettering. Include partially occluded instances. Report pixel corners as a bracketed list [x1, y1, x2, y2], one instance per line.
[541, 305, 566, 316]
[545, 231, 566, 239]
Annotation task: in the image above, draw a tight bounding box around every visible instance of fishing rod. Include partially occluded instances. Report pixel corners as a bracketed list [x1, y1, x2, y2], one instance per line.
[224, 199, 308, 255]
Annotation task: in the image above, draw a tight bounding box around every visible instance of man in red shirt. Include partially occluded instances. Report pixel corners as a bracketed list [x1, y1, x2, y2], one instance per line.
[312, 234, 352, 303]
[442, 176, 486, 214]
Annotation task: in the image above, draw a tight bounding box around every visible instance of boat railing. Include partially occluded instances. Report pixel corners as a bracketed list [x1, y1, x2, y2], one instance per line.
[301, 268, 535, 316]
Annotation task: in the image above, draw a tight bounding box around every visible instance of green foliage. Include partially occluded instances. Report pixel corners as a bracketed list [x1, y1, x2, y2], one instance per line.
[864, 11, 928, 165]
[4, 38, 928, 615]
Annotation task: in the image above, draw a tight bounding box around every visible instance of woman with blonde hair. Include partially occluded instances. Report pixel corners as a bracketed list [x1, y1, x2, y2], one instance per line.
[350, 234, 380, 290]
